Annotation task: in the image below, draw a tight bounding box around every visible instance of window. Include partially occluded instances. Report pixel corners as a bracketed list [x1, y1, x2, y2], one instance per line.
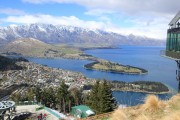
[166, 33, 170, 50]
[177, 33, 180, 51]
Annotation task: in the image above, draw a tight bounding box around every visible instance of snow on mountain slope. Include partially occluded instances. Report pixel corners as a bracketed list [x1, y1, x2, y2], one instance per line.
[0, 23, 165, 46]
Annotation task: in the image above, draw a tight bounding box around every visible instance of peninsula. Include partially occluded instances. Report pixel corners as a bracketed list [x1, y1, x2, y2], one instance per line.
[111, 81, 169, 94]
[0, 38, 148, 75]
[0, 56, 168, 101]
[84, 60, 148, 74]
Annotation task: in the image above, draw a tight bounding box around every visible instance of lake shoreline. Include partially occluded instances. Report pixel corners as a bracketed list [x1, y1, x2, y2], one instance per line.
[112, 89, 170, 94]
[1, 45, 149, 75]
[110, 80, 170, 94]
[26, 46, 175, 106]
[84, 61, 148, 75]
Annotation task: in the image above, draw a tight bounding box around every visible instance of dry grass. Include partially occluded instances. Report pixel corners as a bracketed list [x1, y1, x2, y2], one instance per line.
[168, 94, 180, 110]
[135, 114, 149, 120]
[111, 109, 128, 120]
[163, 111, 180, 120]
[142, 95, 166, 112]
[110, 94, 180, 120]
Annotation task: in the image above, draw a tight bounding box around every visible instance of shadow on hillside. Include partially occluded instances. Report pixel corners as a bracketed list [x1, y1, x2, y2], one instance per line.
[0, 55, 28, 71]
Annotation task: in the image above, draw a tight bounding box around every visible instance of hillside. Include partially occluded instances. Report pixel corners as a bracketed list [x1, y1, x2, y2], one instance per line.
[0, 23, 165, 46]
[0, 55, 26, 71]
[111, 94, 180, 120]
[0, 38, 82, 58]
[111, 81, 169, 93]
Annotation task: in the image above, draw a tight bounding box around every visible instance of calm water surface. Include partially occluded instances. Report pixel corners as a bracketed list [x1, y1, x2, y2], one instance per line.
[28, 46, 178, 106]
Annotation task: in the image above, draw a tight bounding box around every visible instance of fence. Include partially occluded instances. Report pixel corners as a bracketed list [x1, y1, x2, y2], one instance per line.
[16, 103, 62, 119]
[44, 107, 61, 119]
[16, 101, 38, 106]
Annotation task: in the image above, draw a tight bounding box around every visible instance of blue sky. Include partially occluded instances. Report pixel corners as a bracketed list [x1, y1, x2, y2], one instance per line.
[0, 0, 180, 39]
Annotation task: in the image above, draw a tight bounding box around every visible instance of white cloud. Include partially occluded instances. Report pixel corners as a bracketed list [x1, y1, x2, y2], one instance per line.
[1, 13, 168, 39]
[85, 9, 116, 16]
[22, 0, 180, 15]
[3, 0, 179, 39]
[2, 14, 109, 30]
[109, 14, 170, 39]
[107, 23, 167, 40]
[21, 0, 180, 39]
[0, 8, 26, 15]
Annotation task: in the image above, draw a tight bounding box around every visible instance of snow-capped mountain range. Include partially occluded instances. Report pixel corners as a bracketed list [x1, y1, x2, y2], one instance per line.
[0, 23, 165, 46]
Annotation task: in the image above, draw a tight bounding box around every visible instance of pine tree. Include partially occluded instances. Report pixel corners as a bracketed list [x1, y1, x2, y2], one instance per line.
[56, 81, 69, 113]
[27, 87, 35, 101]
[34, 86, 42, 102]
[87, 81, 101, 114]
[69, 87, 82, 106]
[87, 80, 117, 114]
[41, 88, 53, 106]
[99, 80, 117, 113]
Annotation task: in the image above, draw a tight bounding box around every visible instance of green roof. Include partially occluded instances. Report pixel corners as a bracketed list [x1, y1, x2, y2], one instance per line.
[71, 105, 95, 118]
[72, 105, 91, 112]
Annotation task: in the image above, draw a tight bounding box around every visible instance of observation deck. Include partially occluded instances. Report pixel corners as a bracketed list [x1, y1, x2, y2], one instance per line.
[162, 11, 180, 92]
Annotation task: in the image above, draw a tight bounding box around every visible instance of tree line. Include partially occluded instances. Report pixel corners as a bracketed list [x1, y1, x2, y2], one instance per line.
[11, 81, 83, 113]
[111, 80, 169, 93]
[11, 80, 117, 114]
[0, 55, 28, 71]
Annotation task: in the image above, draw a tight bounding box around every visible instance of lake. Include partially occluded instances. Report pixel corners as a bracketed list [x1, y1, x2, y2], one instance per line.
[28, 46, 178, 106]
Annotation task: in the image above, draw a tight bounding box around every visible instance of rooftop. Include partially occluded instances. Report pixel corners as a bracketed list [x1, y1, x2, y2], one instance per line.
[169, 11, 180, 28]
[0, 101, 15, 111]
[72, 105, 95, 116]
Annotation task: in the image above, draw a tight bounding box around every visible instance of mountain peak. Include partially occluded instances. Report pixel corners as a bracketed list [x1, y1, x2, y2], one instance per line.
[0, 38, 56, 57]
[0, 23, 165, 46]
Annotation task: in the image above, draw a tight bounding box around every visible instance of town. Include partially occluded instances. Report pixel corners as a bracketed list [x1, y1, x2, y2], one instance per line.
[0, 59, 96, 100]
[0, 56, 116, 120]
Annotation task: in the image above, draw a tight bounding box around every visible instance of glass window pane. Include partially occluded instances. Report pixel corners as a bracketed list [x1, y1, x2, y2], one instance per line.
[178, 34, 180, 51]
[167, 33, 171, 50]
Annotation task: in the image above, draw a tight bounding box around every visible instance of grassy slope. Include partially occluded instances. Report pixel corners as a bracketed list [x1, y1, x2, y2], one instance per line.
[0, 38, 82, 57]
[85, 61, 147, 74]
[93, 63, 141, 73]
[111, 94, 180, 120]
[54, 44, 82, 54]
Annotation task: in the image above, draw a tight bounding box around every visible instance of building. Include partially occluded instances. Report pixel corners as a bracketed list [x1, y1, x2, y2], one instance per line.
[71, 105, 95, 118]
[0, 101, 16, 120]
[0, 101, 67, 120]
[165, 11, 180, 59]
[162, 11, 180, 92]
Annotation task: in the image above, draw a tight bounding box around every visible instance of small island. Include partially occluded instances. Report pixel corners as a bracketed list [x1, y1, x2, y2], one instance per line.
[111, 81, 169, 94]
[84, 60, 148, 74]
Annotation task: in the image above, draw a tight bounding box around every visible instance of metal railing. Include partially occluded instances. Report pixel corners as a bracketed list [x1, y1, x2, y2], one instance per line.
[168, 27, 180, 32]
[16, 101, 37, 106]
[44, 107, 61, 119]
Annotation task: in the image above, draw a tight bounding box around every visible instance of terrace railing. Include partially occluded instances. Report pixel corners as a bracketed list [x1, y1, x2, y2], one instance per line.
[16, 101, 38, 106]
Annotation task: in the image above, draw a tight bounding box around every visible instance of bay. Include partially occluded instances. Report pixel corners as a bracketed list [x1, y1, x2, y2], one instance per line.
[28, 46, 178, 106]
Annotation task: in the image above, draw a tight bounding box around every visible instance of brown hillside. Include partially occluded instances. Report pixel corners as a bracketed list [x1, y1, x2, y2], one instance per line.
[111, 94, 180, 120]
[0, 38, 81, 57]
